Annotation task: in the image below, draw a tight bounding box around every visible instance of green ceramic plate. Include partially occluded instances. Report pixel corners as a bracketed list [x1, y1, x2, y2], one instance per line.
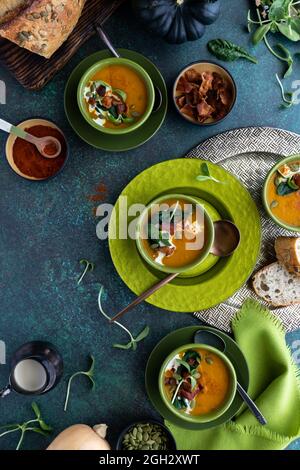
[145, 326, 249, 430]
[108, 158, 261, 312]
[64, 49, 168, 151]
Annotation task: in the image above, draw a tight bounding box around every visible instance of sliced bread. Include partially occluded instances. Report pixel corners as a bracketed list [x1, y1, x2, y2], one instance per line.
[275, 236, 300, 276]
[252, 262, 300, 307]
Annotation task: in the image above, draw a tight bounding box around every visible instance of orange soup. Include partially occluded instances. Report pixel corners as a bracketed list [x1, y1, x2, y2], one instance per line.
[164, 348, 231, 416]
[142, 198, 207, 269]
[83, 64, 148, 129]
[266, 160, 300, 228]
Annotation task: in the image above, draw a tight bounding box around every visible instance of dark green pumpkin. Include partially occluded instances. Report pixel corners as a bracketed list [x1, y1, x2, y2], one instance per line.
[132, 0, 221, 44]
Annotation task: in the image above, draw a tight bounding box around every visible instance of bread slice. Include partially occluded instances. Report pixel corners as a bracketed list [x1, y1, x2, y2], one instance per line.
[253, 262, 300, 307]
[0, 0, 86, 59]
[275, 237, 300, 276]
[0, 1, 32, 25]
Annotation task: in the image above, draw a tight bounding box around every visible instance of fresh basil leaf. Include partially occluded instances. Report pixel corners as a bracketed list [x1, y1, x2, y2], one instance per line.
[134, 326, 150, 342]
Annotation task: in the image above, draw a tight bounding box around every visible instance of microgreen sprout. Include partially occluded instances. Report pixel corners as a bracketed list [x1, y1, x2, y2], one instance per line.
[196, 162, 224, 184]
[0, 402, 52, 450]
[77, 259, 95, 285]
[98, 285, 150, 351]
[64, 355, 95, 412]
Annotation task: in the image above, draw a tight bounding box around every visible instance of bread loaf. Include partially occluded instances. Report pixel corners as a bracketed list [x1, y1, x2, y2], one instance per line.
[252, 262, 300, 307]
[0, 0, 86, 58]
[0, 1, 32, 25]
[275, 236, 300, 276]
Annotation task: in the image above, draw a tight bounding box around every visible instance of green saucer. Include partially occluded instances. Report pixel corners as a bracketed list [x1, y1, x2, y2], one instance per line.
[64, 49, 168, 151]
[108, 158, 261, 312]
[145, 326, 249, 431]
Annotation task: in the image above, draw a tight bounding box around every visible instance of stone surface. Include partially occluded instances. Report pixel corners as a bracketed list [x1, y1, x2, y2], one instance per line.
[0, 1, 299, 450]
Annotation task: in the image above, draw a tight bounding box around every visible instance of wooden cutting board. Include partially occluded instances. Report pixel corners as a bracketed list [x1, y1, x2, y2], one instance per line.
[0, 0, 125, 90]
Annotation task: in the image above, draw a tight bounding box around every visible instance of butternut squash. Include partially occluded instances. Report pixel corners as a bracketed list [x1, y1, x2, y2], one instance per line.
[47, 424, 111, 451]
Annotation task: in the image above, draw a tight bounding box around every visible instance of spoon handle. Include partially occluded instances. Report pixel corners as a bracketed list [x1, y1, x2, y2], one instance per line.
[237, 382, 267, 425]
[110, 273, 178, 323]
[95, 25, 121, 58]
[0, 118, 27, 139]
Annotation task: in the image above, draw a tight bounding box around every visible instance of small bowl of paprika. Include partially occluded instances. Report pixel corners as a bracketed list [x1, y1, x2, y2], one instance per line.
[5, 118, 69, 181]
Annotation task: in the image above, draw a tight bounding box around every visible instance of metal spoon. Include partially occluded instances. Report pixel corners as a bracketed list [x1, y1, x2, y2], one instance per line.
[0, 118, 61, 159]
[95, 24, 163, 113]
[109, 220, 240, 323]
[193, 329, 267, 425]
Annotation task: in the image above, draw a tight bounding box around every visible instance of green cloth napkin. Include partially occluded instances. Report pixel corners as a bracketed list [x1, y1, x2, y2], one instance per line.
[166, 300, 300, 450]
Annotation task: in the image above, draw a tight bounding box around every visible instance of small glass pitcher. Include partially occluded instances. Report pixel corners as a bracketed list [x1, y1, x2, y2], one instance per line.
[0, 341, 63, 398]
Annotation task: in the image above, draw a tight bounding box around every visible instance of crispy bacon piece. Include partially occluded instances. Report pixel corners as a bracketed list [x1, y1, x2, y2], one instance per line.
[159, 246, 175, 257]
[197, 100, 214, 122]
[185, 68, 202, 84]
[179, 385, 202, 401]
[117, 102, 127, 115]
[180, 104, 195, 119]
[199, 72, 214, 98]
[101, 95, 113, 109]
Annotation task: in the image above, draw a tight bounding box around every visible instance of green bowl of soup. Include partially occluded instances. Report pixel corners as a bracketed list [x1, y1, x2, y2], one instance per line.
[159, 344, 237, 424]
[135, 194, 215, 274]
[77, 57, 155, 135]
[263, 155, 300, 231]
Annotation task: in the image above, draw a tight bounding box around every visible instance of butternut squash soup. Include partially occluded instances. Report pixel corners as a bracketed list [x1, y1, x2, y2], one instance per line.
[266, 160, 300, 228]
[163, 348, 232, 417]
[141, 198, 207, 269]
[83, 64, 148, 129]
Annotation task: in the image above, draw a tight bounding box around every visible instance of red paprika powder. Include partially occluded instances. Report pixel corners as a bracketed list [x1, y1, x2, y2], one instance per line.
[12, 125, 67, 179]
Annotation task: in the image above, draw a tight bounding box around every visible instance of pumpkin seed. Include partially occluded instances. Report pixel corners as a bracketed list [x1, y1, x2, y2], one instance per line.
[143, 432, 149, 441]
[132, 427, 137, 437]
[137, 432, 143, 441]
[130, 437, 135, 446]
[270, 200, 279, 209]
[205, 356, 214, 365]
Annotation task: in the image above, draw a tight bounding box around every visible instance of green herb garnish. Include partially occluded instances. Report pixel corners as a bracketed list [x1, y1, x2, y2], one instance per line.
[113, 326, 150, 351]
[0, 403, 52, 450]
[196, 162, 223, 184]
[248, 2, 300, 87]
[276, 73, 295, 107]
[171, 352, 201, 406]
[64, 355, 95, 412]
[77, 259, 95, 285]
[98, 286, 150, 351]
[207, 39, 258, 63]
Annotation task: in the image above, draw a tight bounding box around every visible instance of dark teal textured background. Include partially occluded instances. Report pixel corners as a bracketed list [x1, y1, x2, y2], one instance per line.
[0, 0, 299, 450]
